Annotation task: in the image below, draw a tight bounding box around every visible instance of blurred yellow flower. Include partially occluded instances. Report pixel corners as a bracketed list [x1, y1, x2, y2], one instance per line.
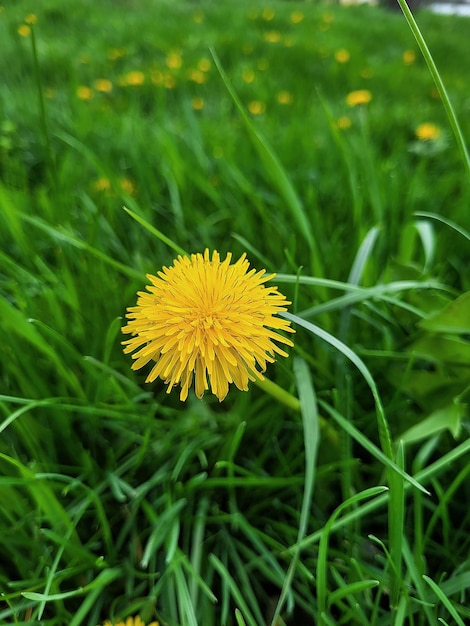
[94, 79, 113, 93]
[192, 10, 204, 23]
[166, 51, 182, 69]
[335, 49, 350, 63]
[261, 7, 275, 20]
[108, 48, 127, 60]
[76, 86, 94, 100]
[346, 89, 372, 106]
[198, 58, 211, 72]
[188, 69, 206, 84]
[191, 97, 204, 111]
[290, 10, 304, 23]
[248, 100, 266, 115]
[122, 250, 294, 402]
[415, 122, 441, 141]
[101, 616, 159, 626]
[336, 116, 352, 129]
[120, 71, 145, 86]
[25, 13, 37, 24]
[119, 178, 136, 195]
[264, 30, 282, 43]
[403, 49, 416, 65]
[257, 59, 269, 71]
[164, 74, 176, 89]
[18, 24, 31, 37]
[277, 91, 293, 105]
[242, 69, 255, 84]
[360, 67, 374, 79]
[93, 178, 111, 192]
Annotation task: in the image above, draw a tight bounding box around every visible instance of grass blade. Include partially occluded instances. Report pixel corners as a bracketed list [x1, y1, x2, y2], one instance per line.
[396, 0, 470, 179]
[270, 357, 319, 626]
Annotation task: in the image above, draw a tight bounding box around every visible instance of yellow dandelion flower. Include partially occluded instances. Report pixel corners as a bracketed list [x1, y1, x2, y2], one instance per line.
[108, 48, 127, 60]
[119, 178, 136, 195]
[191, 97, 204, 110]
[101, 616, 159, 626]
[261, 7, 275, 20]
[188, 69, 206, 84]
[164, 74, 176, 89]
[166, 51, 182, 69]
[336, 116, 352, 129]
[93, 178, 111, 192]
[248, 100, 266, 115]
[242, 68, 255, 84]
[25, 13, 37, 24]
[290, 10, 304, 24]
[415, 122, 441, 141]
[264, 30, 282, 43]
[335, 49, 350, 64]
[277, 91, 293, 105]
[94, 78, 113, 93]
[198, 58, 211, 72]
[122, 250, 294, 402]
[403, 49, 416, 65]
[17, 24, 31, 37]
[120, 71, 145, 86]
[76, 86, 94, 100]
[346, 89, 372, 106]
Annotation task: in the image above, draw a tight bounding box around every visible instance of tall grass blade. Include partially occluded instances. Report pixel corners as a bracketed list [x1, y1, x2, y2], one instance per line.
[396, 0, 470, 179]
[423, 575, 466, 626]
[210, 48, 316, 256]
[316, 487, 388, 623]
[270, 357, 319, 626]
[123, 206, 188, 257]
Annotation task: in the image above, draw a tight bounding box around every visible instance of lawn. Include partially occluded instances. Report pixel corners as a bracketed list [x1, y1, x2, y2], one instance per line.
[1, 0, 470, 625]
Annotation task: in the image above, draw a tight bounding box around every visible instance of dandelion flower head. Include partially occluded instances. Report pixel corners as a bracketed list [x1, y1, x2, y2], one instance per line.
[415, 122, 441, 141]
[122, 250, 294, 402]
[346, 89, 372, 107]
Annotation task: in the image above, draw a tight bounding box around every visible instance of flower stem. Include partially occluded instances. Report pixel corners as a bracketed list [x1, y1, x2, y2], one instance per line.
[254, 377, 300, 411]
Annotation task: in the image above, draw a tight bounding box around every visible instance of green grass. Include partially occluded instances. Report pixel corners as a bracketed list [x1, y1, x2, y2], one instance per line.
[1, 0, 470, 624]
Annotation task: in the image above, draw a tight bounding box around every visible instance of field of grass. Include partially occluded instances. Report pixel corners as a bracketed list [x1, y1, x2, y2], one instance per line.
[1, 0, 470, 624]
